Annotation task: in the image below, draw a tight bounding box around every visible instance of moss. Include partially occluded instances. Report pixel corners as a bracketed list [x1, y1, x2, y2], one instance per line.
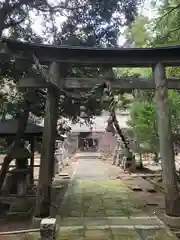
[136, 228, 179, 240]
[59, 179, 147, 219]
[111, 228, 137, 240]
[21, 233, 41, 240]
[85, 229, 112, 240]
[154, 229, 179, 240]
[57, 228, 84, 240]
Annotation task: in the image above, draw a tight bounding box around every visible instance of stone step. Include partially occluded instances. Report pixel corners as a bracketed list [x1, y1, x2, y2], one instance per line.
[58, 225, 164, 231]
[59, 216, 164, 228]
[119, 173, 161, 178]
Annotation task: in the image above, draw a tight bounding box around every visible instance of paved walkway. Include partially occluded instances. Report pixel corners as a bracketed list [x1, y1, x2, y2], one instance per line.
[56, 152, 178, 240]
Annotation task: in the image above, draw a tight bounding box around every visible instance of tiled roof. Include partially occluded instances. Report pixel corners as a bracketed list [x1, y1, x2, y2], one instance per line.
[0, 118, 43, 136]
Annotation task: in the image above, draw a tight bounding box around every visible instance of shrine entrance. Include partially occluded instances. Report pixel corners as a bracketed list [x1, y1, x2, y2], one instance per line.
[0, 38, 180, 221]
[78, 132, 99, 152]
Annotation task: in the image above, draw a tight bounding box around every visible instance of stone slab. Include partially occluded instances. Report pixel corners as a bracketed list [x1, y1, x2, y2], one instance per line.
[108, 216, 163, 226]
[84, 219, 109, 227]
[85, 229, 112, 240]
[59, 172, 69, 176]
[58, 217, 84, 226]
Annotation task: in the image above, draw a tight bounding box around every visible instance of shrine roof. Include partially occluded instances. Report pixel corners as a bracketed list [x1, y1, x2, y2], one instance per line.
[0, 119, 43, 137]
[0, 118, 64, 140]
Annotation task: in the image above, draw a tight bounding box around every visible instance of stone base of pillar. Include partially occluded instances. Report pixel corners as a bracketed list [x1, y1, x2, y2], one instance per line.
[163, 214, 180, 228]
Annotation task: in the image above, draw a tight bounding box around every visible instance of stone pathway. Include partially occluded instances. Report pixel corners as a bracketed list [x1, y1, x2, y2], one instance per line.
[56, 152, 178, 240]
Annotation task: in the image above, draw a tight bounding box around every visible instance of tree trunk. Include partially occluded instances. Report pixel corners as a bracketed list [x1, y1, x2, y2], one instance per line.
[153, 63, 180, 216]
[0, 108, 29, 190]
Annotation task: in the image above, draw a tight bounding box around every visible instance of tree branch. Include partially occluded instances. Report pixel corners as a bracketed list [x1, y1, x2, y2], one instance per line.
[157, 3, 180, 25]
[4, 15, 27, 28]
[11, 0, 30, 11]
[156, 26, 180, 43]
[166, 26, 180, 36]
[31, 0, 87, 12]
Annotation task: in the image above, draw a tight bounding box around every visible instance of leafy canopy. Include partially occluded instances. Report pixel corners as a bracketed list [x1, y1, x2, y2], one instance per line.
[0, 0, 141, 124]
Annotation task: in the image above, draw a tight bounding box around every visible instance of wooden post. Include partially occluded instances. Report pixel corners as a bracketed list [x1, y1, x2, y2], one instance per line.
[30, 138, 34, 185]
[153, 62, 180, 216]
[34, 62, 60, 218]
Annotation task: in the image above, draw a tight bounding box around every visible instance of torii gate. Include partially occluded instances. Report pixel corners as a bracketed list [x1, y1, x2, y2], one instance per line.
[0, 38, 180, 217]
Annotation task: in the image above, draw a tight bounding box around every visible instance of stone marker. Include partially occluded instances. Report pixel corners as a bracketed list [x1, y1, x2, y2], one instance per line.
[40, 218, 56, 240]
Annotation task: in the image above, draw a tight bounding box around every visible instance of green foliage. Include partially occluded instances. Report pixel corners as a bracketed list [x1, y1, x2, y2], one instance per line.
[109, 93, 133, 111]
[0, 0, 141, 124]
[153, 0, 180, 76]
[0, 77, 24, 119]
[0, 0, 58, 120]
[128, 100, 158, 152]
[59, 0, 140, 47]
[0, 0, 64, 39]
[120, 4, 180, 153]
[124, 14, 152, 47]
[115, 67, 152, 78]
[154, 0, 180, 46]
[168, 90, 180, 139]
[56, 0, 140, 117]
[128, 91, 180, 152]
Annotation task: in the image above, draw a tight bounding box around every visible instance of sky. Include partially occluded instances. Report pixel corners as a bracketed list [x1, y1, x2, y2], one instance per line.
[31, 0, 158, 46]
[140, 0, 158, 18]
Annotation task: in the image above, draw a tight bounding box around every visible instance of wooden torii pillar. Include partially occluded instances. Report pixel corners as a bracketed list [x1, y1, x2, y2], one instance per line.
[34, 62, 62, 218]
[153, 62, 180, 216]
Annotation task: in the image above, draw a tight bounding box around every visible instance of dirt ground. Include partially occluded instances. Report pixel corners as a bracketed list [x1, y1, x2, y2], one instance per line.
[0, 156, 77, 233]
